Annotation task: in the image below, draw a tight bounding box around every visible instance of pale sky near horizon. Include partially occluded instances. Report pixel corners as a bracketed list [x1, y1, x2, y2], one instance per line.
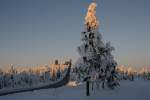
[0, 0, 150, 67]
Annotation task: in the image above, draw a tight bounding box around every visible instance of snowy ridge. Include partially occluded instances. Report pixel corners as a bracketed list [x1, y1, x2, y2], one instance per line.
[0, 80, 150, 100]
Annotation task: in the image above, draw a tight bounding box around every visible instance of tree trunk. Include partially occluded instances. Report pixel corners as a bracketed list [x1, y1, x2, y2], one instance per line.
[86, 80, 90, 96]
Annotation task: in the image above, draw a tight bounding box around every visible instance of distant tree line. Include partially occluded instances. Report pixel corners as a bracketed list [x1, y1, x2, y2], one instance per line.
[0, 61, 69, 89]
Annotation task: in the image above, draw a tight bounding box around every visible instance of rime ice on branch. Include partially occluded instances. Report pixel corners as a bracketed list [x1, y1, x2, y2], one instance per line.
[85, 2, 99, 31]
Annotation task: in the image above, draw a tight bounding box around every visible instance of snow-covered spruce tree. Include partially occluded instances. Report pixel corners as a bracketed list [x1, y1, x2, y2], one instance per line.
[74, 2, 119, 91]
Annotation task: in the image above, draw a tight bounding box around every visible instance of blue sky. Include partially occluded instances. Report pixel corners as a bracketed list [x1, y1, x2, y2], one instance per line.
[0, 0, 150, 67]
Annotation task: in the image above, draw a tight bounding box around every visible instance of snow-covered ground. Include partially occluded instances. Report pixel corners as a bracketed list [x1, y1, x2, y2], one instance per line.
[0, 79, 150, 100]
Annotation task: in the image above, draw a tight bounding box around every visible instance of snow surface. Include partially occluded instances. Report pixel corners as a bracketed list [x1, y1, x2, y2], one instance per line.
[0, 80, 150, 100]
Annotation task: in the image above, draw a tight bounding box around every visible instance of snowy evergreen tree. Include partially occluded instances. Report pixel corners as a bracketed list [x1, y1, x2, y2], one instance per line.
[74, 2, 119, 90]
